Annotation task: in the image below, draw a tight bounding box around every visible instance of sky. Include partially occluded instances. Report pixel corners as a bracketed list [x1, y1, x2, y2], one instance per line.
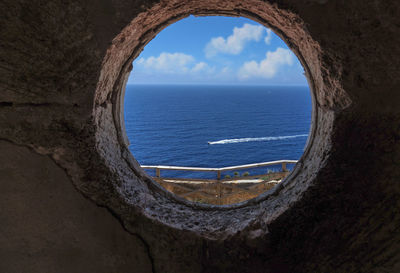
[128, 16, 307, 86]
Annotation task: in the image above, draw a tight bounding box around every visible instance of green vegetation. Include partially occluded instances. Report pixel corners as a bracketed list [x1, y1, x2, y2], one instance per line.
[225, 172, 250, 179]
[192, 198, 208, 204]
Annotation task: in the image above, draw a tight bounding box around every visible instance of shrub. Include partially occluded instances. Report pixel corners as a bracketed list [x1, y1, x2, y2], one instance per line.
[242, 172, 250, 177]
[193, 198, 207, 204]
[233, 171, 240, 177]
[224, 175, 231, 179]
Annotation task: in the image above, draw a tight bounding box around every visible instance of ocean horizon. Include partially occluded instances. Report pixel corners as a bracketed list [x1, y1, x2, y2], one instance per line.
[124, 84, 312, 178]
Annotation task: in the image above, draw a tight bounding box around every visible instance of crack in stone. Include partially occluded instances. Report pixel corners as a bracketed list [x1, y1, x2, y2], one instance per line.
[104, 207, 156, 273]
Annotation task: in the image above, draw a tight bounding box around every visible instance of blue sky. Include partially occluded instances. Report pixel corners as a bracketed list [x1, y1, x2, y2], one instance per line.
[128, 16, 307, 86]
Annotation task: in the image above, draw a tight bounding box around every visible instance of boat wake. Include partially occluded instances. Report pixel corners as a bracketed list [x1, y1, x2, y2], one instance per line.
[208, 134, 308, 145]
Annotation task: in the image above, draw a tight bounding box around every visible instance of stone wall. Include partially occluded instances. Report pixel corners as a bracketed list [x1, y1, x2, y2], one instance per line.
[1, 1, 400, 272]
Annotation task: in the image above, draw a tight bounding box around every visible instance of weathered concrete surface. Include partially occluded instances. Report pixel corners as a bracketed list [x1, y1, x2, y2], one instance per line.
[1, 0, 400, 272]
[0, 140, 152, 273]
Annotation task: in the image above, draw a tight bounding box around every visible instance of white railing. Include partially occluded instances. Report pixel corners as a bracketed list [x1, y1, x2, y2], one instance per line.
[142, 160, 298, 205]
[141, 160, 297, 181]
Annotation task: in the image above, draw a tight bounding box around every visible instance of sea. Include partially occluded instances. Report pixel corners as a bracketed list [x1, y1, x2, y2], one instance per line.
[124, 84, 312, 179]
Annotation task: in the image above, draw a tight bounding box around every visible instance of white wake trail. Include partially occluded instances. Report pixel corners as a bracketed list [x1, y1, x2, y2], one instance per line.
[208, 134, 308, 145]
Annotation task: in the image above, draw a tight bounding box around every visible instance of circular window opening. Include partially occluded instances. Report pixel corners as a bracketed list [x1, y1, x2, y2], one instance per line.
[124, 16, 312, 205]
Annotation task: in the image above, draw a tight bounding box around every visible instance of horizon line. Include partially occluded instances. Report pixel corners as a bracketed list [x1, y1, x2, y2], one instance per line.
[127, 83, 309, 87]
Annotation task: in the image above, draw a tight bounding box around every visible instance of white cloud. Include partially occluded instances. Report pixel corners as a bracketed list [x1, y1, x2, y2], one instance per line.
[205, 23, 265, 58]
[238, 47, 294, 80]
[221, 66, 231, 74]
[264, 29, 272, 45]
[136, 52, 214, 76]
[191, 62, 211, 72]
[136, 52, 195, 73]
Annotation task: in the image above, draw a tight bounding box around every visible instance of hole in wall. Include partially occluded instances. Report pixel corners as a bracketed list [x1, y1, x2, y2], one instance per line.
[123, 16, 312, 205]
[93, 0, 347, 236]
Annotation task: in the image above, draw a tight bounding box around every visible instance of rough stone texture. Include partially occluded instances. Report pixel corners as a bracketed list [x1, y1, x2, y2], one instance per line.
[0, 0, 400, 273]
[0, 140, 152, 273]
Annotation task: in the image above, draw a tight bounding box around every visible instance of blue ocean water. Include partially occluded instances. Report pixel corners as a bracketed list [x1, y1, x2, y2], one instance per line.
[124, 85, 311, 178]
